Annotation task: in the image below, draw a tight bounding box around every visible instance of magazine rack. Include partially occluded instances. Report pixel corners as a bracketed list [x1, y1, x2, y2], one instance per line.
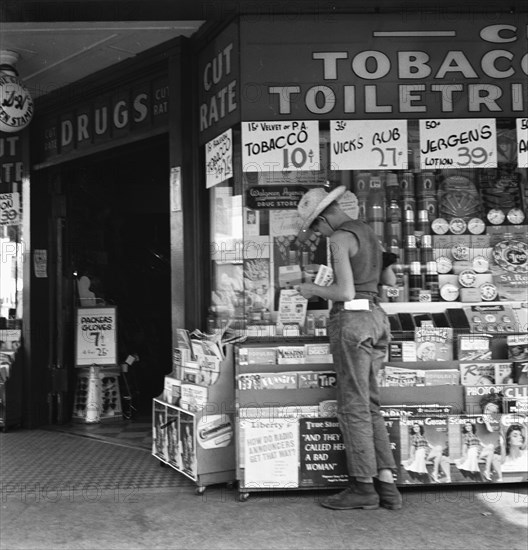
[234, 336, 527, 501]
[151, 344, 236, 494]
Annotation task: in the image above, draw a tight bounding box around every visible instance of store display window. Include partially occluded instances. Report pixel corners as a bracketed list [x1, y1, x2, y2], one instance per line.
[207, 117, 527, 336]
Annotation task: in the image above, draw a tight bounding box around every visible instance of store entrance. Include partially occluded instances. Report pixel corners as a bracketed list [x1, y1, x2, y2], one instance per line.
[54, 136, 172, 419]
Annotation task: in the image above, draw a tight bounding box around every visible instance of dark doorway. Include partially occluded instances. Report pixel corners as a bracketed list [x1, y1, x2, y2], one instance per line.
[57, 135, 172, 416]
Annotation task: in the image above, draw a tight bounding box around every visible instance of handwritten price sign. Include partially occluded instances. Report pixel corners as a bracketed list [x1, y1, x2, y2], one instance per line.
[419, 119, 497, 169]
[0, 192, 20, 226]
[75, 307, 117, 366]
[517, 118, 528, 168]
[205, 128, 233, 188]
[330, 120, 408, 170]
[241, 120, 319, 172]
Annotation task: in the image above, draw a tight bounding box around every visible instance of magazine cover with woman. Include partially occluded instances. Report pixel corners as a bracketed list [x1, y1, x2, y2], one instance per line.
[400, 416, 452, 484]
[450, 415, 505, 483]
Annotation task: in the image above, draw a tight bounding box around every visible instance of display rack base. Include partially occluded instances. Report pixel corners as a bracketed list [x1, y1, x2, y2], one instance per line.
[72, 366, 123, 423]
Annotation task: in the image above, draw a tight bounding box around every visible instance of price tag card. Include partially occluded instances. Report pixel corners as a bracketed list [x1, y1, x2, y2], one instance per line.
[419, 119, 497, 169]
[242, 121, 319, 172]
[205, 128, 233, 188]
[517, 118, 528, 168]
[75, 307, 117, 366]
[0, 192, 20, 226]
[330, 120, 408, 170]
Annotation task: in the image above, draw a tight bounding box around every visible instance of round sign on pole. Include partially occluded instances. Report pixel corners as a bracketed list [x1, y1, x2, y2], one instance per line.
[0, 74, 34, 133]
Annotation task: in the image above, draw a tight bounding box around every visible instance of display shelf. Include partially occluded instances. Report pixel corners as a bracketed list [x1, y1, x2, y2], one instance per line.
[233, 338, 527, 499]
[381, 300, 527, 314]
[151, 344, 236, 493]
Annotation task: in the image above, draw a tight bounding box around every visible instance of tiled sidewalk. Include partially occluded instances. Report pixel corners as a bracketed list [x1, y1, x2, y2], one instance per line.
[43, 415, 152, 451]
[1, 428, 527, 550]
[0, 429, 185, 491]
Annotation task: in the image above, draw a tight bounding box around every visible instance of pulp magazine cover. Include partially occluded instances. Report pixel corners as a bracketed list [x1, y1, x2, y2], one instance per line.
[299, 417, 348, 488]
[152, 400, 168, 462]
[166, 406, 181, 470]
[459, 362, 497, 386]
[449, 414, 504, 483]
[457, 334, 493, 361]
[238, 347, 277, 365]
[381, 405, 453, 418]
[236, 372, 298, 390]
[459, 360, 518, 386]
[399, 415, 452, 485]
[175, 328, 195, 362]
[381, 365, 425, 387]
[424, 369, 460, 386]
[240, 417, 300, 488]
[499, 414, 528, 480]
[414, 327, 454, 361]
[179, 411, 197, 481]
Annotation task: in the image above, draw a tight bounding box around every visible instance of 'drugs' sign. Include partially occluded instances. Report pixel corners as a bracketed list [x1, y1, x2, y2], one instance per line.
[75, 307, 117, 366]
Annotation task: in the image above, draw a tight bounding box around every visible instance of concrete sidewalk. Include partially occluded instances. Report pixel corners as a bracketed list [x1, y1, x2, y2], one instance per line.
[1, 430, 527, 550]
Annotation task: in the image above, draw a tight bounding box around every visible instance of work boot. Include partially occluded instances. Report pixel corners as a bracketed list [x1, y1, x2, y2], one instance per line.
[373, 478, 403, 510]
[320, 481, 379, 510]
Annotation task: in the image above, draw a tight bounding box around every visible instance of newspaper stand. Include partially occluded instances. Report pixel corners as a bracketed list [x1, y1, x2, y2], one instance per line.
[152, 343, 236, 494]
[233, 335, 526, 501]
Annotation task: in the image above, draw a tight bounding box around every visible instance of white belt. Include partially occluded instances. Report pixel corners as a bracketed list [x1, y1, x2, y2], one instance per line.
[343, 299, 370, 311]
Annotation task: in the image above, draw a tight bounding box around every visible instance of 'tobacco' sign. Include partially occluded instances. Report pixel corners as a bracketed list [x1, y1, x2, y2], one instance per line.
[241, 121, 319, 172]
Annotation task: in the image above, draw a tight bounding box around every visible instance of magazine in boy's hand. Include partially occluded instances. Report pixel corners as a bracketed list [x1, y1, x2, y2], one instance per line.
[314, 264, 334, 286]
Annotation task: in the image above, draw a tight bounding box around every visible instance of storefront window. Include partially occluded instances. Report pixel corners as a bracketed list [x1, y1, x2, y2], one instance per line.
[0, 225, 23, 320]
[207, 117, 527, 335]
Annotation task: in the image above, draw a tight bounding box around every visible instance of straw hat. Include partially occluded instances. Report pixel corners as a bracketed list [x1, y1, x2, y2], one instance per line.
[297, 185, 346, 238]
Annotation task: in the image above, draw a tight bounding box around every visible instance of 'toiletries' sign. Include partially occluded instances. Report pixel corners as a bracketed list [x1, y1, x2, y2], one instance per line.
[239, 15, 528, 119]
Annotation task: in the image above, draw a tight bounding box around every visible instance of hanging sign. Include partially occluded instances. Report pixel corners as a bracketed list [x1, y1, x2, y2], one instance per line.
[0, 75, 34, 133]
[75, 307, 117, 366]
[517, 118, 528, 169]
[330, 120, 408, 170]
[205, 128, 233, 188]
[419, 118, 497, 169]
[0, 192, 20, 225]
[241, 120, 319, 172]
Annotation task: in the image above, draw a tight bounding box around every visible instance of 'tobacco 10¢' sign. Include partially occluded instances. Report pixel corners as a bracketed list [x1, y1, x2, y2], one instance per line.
[241, 121, 320, 172]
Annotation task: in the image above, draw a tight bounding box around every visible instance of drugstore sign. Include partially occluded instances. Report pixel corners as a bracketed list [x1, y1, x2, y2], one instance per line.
[35, 74, 169, 164]
[240, 14, 528, 120]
